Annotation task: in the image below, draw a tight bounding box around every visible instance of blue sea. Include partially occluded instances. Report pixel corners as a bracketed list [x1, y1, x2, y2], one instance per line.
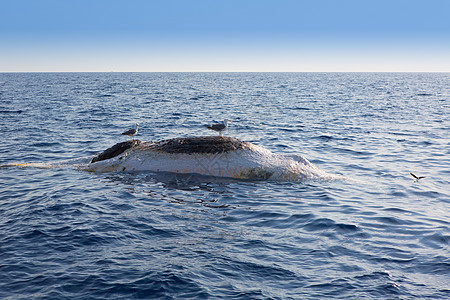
[0, 72, 449, 299]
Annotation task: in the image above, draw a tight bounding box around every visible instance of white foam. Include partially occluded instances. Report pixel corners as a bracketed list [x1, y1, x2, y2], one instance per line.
[1, 157, 92, 170]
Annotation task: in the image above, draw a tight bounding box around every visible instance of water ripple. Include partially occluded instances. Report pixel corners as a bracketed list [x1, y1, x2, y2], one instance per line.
[0, 72, 449, 299]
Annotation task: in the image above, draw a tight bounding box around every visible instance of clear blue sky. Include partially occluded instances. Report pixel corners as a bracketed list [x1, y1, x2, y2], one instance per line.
[1, 0, 449, 72]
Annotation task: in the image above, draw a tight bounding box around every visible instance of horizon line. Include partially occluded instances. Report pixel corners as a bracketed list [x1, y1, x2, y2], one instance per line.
[1, 70, 449, 73]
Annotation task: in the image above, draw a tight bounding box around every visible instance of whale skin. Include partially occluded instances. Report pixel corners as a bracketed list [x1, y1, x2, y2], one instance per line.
[85, 136, 333, 181]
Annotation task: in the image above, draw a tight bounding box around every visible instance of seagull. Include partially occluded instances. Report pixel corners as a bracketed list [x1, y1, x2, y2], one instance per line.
[122, 123, 139, 140]
[206, 119, 230, 136]
[410, 172, 426, 182]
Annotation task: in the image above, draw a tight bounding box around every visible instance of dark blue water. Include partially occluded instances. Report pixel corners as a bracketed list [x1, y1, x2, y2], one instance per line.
[1, 73, 449, 299]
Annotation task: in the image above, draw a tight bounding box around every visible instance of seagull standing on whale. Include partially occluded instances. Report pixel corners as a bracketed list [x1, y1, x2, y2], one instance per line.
[206, 119, 230, 136]
[122, 123, 139, 140]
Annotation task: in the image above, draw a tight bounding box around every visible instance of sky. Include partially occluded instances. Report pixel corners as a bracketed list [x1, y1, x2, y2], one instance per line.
[1, 0, 449, 72]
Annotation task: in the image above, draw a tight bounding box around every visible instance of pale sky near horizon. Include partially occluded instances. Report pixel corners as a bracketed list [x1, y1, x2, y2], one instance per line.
[1, 0, 449, 72]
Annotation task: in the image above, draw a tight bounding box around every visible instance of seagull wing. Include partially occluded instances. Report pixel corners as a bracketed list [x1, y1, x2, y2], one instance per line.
[210, 123, 225, 130]
[410, 172, 419, 179]
[410, 172, 426, 180]
[122, 128, 135, 135]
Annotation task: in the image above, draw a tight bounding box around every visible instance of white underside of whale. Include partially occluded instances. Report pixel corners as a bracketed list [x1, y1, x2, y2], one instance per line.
[84, 143, 335, 181]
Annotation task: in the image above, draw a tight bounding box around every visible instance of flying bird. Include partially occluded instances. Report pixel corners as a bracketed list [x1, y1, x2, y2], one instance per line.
[410, 172, 426, 181]
[122, 123, 139, 140]
[206, 119, 230, 136]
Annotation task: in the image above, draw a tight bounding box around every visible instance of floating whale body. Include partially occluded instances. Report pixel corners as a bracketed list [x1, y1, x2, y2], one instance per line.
[84, 136, 336, 181]
[3, 136, 338, 181]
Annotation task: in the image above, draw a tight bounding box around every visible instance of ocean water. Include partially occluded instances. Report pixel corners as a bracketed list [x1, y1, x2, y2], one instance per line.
[0, 72, 449, 299]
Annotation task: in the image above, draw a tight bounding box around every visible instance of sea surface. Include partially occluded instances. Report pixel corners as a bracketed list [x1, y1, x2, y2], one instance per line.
[0, 72, 449, 299]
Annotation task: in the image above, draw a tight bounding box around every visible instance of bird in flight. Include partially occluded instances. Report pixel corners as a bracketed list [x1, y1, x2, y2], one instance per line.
[410, 172, 426, 182]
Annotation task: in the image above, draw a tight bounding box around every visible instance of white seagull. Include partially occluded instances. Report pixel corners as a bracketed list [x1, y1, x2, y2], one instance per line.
[122, 123, 139, 140]
[206, 119, 230, 136]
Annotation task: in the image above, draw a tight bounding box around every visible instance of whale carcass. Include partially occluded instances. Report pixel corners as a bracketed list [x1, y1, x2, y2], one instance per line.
[85, 136, 334, 181]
